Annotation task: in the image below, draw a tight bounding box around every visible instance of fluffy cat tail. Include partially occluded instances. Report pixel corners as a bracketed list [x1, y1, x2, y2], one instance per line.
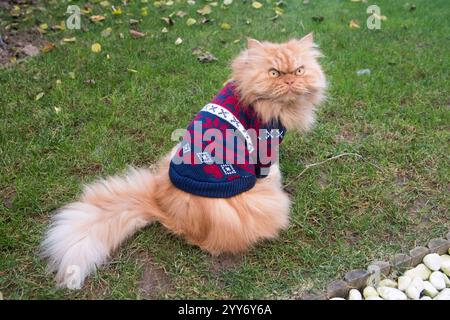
[40, 167, 163, 289]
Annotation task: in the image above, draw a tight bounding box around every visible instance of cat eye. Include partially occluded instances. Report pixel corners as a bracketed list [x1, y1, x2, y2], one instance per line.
[269, 69, 280, 78]
[295, 66, 305, 76]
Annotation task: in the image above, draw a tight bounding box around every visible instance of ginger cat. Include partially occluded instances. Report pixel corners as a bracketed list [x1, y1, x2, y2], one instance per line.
[41, 33, 326, 289]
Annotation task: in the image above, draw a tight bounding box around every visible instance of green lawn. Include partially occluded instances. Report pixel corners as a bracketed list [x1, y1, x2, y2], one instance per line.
[0, 0, 449, 299]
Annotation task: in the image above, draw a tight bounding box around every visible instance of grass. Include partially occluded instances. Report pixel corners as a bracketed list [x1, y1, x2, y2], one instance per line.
[0, 0, 449, 299]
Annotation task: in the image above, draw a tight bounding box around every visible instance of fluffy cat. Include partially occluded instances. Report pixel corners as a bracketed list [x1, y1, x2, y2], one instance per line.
[41, 33, 326, 289]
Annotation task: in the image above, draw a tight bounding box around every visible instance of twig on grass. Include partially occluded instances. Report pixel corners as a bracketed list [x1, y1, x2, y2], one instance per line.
[283, 152, 385, 189]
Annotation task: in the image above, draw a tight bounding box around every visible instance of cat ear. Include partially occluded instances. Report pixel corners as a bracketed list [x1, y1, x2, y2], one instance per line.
[298, 32, 314, 46]
[247, 38, 264, 49]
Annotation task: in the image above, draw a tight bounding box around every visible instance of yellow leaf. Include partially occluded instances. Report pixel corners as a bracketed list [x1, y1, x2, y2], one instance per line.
[91, 43, 102, 53]
[90, 15, 106, 23]
[274, 6, 284, 15]
[63, 37, 76, 43]
[175, 37, 183, 45]
[112, 6, 122, 15]
[161, 27, 168, 33]
[68, 72, 75, 79]
[349, 19, 360, 28]
[252, 1, 263, 9]
[141, 7, 149, 16]
[197, 5, 212, 15]
[56, 79, 62, 85]
[54, 107, 62, 113]
[153, 1, 162, 8]
[41, 42, 55, 53]
[224, 0, 233, 5]
[127, 68, 138, 73]
[39, 23, 48, 30]
[100, 1, 110, 7]
[166, 0, 174, 5]
[186, 18, 196, 26]
[373, 13, 387, 21]
[35, 92, 44, 101]
[220, 23, 231, 30]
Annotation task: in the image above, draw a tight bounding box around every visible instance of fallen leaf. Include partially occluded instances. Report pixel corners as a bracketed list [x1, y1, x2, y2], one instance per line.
[175, 37, 183, 45]
[130, 29, 146, 38]
[101, 27, 112, 37]
[192, 47, 218, 63]
[373, 13, 387, 21]
[176, 11, 187, 18]
[220, 22, 231, 30]
[197, 5, 212, 15]
[224, 0, 233, 5]
[35, 92, 44, 101]
[54, 106, 62, 113]
[252, 1, 263, 9]
[166, 0, 174, 5]
[56, 79, 62, 85]
[161, 27, 169, 33]
[39, 23, 48, 30]
[68, 72, 76, 79]
[100, 1, 110, 7]
[274, 6, 284, 15]
[63, 37, 76, 43]
[141, 7, 149, 16]
[91, 43, 102, 53]
[111, 6, 123, 15]
[41, 42, 55, 53]
[161, 17, 175, 25]
[51, 21, 66, 31]
[127, 68, 138, 73]
[186, 18, 196, 26]
[90, 15, 106, 23]
[130, 19, 140, 25]
[84, 79, 96, 85]
[153, 1, 162, 8]
[349, 19, 360, 28]
[187, 0, 196, 4]
[198, 52, 218, 63]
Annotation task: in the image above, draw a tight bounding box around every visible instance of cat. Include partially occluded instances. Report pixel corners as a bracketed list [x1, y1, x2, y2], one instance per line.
[41, 33, 326, 289]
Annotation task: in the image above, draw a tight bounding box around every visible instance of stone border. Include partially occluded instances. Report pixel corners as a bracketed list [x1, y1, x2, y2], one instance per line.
[300, 231, 450, 300]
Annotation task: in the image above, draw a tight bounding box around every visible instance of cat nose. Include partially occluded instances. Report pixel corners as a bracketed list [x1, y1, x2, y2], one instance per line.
[284, 79, 295, 86]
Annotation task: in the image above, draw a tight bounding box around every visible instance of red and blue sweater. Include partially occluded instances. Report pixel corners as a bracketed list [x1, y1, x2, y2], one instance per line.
[169, 81, 286, 198]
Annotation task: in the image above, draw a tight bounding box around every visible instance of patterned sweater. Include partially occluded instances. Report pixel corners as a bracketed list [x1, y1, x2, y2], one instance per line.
[169, 81, 286, 198]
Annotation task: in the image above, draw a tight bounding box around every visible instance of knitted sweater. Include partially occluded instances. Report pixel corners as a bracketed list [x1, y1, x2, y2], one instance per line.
[169, 81, 286, 198]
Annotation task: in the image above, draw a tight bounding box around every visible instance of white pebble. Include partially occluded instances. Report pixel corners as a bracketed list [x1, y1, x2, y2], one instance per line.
[348, 289, 362, 300]
[423, 253, 441, 271]
[365, 296, 383, 300]
[363, 286, 379, 298]
[404, 263, 431, 281]
[420, 296, 432, 300]
[440, 254, 450, 264]
[443, 273, 450, 287]
[433, 288, 450, 300]
[410, 277, 425, 292]
[441, 260, 450, 277]
[405, 285, 421, 300]
[429, 271, 446, 290]
[379, 279, 397, 288]
[330, 297, 346, 300]
[423, 281, 439, 297]
[377, 286, 407, 300]
[397, 276, 412, 291]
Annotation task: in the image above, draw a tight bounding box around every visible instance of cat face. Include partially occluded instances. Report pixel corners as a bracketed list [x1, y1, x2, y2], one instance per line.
[231, 34, 326, 106]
